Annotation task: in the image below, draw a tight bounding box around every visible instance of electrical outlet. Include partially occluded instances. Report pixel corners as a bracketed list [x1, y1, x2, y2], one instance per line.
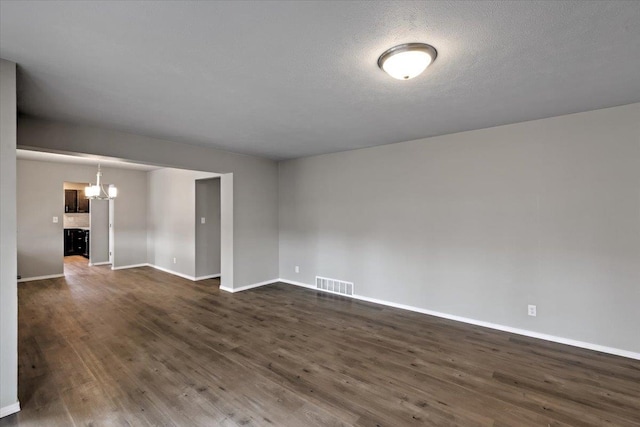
[201, 217, 206, 224]
[173, 257, 177, 264]
[528, 305, 537, 317]
[295, 266, 300, 273]
[52, 216, 59, 223]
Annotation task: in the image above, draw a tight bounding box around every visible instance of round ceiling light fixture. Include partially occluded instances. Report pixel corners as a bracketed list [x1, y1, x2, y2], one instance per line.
[378, 43, 437, 80]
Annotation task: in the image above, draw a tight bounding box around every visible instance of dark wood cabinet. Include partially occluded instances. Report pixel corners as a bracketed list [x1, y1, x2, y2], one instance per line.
[65, 189, 90, 213]
[64, 229, 90, 258]
[78, 195, 89, 213]
[65, 190, 77, 213]
[83, 232, 90, 258]
[64, 229, 75, 256]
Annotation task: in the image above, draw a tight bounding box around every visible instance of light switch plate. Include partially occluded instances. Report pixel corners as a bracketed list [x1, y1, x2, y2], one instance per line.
[201, 217, 206, 224]
[52, 216, 59, 223]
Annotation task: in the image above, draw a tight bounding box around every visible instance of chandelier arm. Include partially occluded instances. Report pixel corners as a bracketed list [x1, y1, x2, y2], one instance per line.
[86, 164, 117, 200]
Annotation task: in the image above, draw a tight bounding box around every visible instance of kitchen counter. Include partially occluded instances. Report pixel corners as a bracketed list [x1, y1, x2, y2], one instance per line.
[64, 227, 90, 230]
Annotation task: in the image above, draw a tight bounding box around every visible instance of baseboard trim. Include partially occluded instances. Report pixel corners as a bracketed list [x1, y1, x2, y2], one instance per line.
[277, 278, 316, 289]
[277, 278, 640, 361]
[220, 278, 279, 293]
[0, 401, 20, 418]
[351, 294, 640, 360]
[194, 273, 221, 281]
[18, 273, 64, 283]
[111, 263, 149, 271]
[89, 261, 111, 267]
[147, 265, 220, 282]
[111, 263, 220, 282]
[148, 264, 196, 280]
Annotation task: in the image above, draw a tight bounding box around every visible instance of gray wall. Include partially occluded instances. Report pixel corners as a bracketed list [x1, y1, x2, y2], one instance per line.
[220, 174, 234, 287]
[147, 168, 193, 276]
[89, 199, 109, 265]
[0, 59, 18, 412]
[196, 178, 221, 278]
[18, 117, 279, 289]
[279, 103, 640, 354]
[17, 159, 148, 278]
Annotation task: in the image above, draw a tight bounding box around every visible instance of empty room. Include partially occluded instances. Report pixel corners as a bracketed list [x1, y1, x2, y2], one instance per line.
[0, 1, 639, 426]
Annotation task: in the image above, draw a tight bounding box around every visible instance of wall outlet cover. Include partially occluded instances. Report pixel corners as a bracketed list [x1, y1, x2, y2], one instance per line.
[295, 265, 300, 273]
[528, 305, 537, 317]
[52, 216, 59, 223]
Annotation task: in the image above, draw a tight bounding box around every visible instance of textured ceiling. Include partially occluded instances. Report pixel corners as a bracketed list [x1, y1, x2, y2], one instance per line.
[1, 1, 639, 160]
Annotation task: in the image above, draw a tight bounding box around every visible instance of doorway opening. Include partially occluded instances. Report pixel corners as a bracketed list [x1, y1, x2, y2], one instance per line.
[63, 181, 112, 276]
[17, 149, 233, 288]
[146, 168, 228, 285]
[195, 177, 221, 280]
[63, 182, 90, 275]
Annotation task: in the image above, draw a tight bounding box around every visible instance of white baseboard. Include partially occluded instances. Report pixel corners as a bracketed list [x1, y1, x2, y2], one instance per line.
[0, 401, 20, 418]
[149, 264, 196, 280]
[194, 273, 221, 281]
[18, 273, 64, 283]
[278, 278, 316, 289]
[110, 263, 219, 282]
[89, 261, 111, 267]
[277, 278, 640, 361]
[147, 265, 221, 282]
[111, 263, 149, 271]
[220, 278, 279, 293]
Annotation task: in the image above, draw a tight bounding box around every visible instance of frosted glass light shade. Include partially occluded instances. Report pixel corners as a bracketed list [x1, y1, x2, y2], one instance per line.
[85, 185, 99, 198]
[85, 165, 118, 199]
[85, 183, 117, 199]
[378, 43, 437, 80]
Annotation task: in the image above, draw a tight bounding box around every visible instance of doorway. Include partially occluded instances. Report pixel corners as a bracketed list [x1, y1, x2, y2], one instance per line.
[62, 181, 112, 276]
[63, 182, 90, 275]
[195, 177, 221, 280]
[17, 150, 233, 287]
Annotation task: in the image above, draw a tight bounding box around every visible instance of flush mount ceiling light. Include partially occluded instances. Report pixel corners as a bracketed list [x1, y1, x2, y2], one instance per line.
[378, 43, 437, 80]
[85, 164, 118, 200]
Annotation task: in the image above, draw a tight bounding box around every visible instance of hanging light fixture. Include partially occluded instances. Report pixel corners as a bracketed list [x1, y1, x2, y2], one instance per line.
[85, 164, 118, 200]
[378, 43, 437, 80]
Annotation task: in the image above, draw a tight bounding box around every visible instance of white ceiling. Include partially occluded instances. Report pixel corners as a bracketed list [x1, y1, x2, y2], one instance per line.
[2, 1, 639, 160]
[17, 149, 159, 171]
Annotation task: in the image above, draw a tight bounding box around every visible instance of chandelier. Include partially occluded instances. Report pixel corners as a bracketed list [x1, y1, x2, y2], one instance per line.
[85, 164, 118, 200]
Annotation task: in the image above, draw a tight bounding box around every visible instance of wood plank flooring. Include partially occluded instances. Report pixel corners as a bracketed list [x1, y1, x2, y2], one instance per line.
[1, 256, 639, 426]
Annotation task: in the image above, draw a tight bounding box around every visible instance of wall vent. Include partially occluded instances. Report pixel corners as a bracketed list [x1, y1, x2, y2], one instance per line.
[316, 276, 354, 296]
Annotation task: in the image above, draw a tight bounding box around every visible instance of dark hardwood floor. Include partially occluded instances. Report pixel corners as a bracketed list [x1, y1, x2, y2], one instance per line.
[2, 257, 639, 426]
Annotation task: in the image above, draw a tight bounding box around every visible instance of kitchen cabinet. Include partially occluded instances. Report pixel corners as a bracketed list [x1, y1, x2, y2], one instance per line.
[78, 195, 89, 213]
[83, 231, 90, 258]
[64, 229, 90, 258]
[65, 189, 90, 213]
[64, 229, 75, 256]
[64, 190, 77, 213]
